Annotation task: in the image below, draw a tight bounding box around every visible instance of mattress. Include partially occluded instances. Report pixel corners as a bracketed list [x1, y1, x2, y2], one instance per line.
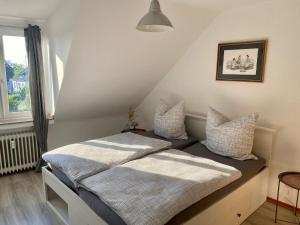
[78, 142, 266, 225]
[141, 130, 198, 150]
[51, 131, 198, 192]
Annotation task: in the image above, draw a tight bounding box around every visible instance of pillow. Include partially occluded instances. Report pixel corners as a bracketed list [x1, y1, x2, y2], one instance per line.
[201, 107, 258, 160]
[154, 100, 188, 140]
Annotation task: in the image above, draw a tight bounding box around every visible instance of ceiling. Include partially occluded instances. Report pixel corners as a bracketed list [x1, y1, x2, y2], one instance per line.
[55, 0, 217, 120]
[0, 0, 272, 121]
[0, 0, 271, 21]
[0, 0, 65, 20]
[170, 0, 269, 11]
[55, 0, 272, 121]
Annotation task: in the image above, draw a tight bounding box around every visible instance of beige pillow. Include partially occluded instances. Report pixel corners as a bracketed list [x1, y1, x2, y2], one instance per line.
[201, 107, 258, 160]
[154, 100, 188, 140]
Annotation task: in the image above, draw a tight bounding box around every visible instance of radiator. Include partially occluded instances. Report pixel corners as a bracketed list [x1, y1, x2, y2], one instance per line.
[0, 131, 40, 175]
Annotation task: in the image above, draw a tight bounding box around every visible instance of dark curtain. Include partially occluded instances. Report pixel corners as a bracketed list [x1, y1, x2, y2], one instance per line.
[24, 25, 48, 172]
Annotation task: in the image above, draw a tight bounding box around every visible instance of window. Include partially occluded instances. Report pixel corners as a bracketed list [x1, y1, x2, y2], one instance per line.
[0, 28, 32, 123]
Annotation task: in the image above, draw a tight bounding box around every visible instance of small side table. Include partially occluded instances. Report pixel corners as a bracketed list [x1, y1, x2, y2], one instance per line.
[275, 171, 300, 224]
[121, 128, 146, 135]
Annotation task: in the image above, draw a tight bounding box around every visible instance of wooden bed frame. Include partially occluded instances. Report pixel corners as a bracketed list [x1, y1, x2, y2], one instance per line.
[42, 113, 276, 225]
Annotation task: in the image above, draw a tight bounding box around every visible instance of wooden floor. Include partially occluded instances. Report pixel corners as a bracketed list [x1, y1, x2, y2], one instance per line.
[0, 172, 299, 225]
[0, 171, 61, 225]
[243, 201, 299, 225]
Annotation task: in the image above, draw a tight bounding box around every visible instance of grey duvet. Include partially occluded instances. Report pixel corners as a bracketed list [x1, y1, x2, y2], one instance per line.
[79, 149, 242, 225]
[43, 132, 171, 186]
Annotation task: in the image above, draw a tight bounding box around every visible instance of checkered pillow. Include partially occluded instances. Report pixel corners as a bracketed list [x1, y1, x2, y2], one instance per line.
[201, 107, 258, 160]
[154, 100, 188, 140]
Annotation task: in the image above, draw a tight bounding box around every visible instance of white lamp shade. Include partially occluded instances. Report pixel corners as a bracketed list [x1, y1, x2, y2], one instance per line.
[137, 0, 174, 32]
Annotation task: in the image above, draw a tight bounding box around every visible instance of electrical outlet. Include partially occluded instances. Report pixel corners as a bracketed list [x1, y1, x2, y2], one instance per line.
[10, 139, 16, 149]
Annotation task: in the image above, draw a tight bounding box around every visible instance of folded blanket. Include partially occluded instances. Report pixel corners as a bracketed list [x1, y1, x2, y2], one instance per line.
[79, 149, 242, 225]
[42, 132, 171, 185]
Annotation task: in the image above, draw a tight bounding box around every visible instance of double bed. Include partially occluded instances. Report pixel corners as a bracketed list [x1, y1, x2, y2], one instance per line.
[42, 114, 275, 225]
[48, 131, 198, 192]
[77, 143, 266, 225]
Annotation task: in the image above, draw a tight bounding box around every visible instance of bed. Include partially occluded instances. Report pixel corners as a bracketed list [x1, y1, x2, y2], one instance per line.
[49, 131, 198, 191]
[42, 114, 276, 225]
[78, 143, 266, 225]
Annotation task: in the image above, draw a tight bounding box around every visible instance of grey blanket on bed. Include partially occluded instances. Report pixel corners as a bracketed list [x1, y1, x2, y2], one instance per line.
[79, 149, 242, 225]
[42, 132, 171, 185]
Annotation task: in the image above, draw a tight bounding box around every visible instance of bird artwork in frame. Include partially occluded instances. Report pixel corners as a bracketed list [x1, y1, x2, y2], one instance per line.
[216, 40, 267, 82]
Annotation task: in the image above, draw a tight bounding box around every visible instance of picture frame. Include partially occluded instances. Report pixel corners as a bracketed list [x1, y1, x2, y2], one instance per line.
[216, 40, 267, 82]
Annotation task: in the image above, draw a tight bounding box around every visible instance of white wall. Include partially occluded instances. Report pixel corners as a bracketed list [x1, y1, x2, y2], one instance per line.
[45, 0, 80, 103]
[45, 0, 128, 149]
[48, 114, 127, 149]
[54, 0, 217, 121]
[44, 0, 219, 148]
[138, 0, 300, 205]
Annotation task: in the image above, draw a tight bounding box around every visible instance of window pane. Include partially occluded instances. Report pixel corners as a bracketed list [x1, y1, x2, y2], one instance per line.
[3, 35, 31, 113]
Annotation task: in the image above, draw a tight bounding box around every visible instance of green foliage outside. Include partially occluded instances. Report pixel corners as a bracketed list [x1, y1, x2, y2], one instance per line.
[5, 61, 27, 80]
[5, 60, 31, 113]
[8, 86, 31, 112]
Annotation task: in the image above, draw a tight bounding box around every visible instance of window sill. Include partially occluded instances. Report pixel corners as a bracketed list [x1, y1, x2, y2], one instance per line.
[0, 119, 54, 130]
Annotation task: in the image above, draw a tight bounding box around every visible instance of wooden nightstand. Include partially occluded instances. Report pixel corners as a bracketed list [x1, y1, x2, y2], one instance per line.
[121, 128, 146, 135]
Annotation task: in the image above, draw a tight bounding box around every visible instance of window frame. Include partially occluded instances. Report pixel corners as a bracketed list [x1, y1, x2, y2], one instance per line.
[0, 27, 32, 124]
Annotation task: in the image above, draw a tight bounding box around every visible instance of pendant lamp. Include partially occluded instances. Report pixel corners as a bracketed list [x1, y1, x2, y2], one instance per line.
[136, 0, 174, 32]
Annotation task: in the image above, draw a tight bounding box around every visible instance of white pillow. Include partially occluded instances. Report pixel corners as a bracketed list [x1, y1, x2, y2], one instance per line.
[154, 100, 188, 140]
[201, 107, 258, 160]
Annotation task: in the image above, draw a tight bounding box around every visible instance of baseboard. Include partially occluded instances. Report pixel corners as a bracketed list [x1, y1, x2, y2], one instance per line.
[0, 168, 35, 177]
[267, 197, 300, 213]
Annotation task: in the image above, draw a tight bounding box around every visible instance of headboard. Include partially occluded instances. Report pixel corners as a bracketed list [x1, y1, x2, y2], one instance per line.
[185, 113, 277, 163]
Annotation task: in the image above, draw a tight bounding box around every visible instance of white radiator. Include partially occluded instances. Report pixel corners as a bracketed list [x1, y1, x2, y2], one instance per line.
[0, 131, 40, 175]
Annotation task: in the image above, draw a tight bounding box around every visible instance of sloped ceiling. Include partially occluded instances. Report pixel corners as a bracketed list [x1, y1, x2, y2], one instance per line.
[171, 0, 266, 10]
[55, 0, 268, 121]
[55, 0, 218, 120]
[0, 0, 65, 19]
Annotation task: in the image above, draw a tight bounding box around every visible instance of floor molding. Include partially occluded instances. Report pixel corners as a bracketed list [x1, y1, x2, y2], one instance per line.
[267, 197, 300, 213]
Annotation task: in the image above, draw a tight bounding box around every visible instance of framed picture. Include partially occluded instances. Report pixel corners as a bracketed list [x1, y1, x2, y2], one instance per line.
[216, 40, 267, 82]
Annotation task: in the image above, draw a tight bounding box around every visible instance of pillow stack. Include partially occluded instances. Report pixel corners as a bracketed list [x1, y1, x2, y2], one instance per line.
[154, 100, 188, 140]
[202, 107, 258, 160]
